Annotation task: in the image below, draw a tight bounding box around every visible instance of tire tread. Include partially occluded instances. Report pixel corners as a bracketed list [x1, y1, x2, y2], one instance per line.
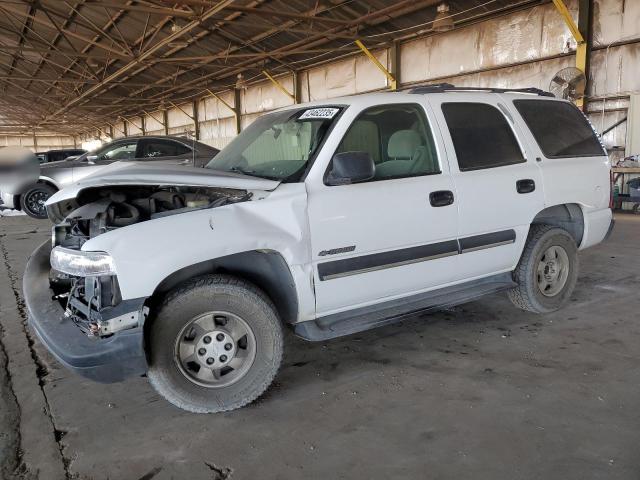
[147, 274, 283, 413]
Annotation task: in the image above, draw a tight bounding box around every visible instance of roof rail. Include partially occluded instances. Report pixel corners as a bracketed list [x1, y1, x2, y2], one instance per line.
[406, 83, 555, 97]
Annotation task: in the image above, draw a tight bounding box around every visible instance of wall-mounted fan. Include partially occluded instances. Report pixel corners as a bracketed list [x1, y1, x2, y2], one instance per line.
[549, 67, 586, 101]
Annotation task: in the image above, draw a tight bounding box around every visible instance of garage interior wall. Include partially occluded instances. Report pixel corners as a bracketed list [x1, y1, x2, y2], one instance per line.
[0, 134, 76, 152]
[78, 0, 638, 161]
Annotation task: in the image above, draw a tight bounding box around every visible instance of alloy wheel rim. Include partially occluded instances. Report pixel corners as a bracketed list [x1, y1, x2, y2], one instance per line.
[25, 190, 49, 217]
[537, 245, 570, 297]
[174, 311, 256, 388]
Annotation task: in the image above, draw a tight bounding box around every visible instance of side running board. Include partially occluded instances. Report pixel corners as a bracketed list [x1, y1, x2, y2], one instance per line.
[294, 273, 516, 341]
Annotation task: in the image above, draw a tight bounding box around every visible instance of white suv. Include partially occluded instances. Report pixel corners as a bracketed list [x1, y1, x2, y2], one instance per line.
[24, 85, 613, 413]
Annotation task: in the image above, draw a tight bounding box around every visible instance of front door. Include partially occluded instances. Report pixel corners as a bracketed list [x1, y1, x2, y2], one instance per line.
[307, 101, 459, 317]
[428, 94, 544, 279]
[73, 139, 139, 182]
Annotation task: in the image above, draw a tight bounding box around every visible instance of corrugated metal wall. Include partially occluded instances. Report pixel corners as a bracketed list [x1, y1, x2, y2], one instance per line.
[80, 0, 638, 158]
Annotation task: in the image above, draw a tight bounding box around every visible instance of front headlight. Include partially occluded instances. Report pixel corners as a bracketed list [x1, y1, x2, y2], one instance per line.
[50, 246, 116, 277]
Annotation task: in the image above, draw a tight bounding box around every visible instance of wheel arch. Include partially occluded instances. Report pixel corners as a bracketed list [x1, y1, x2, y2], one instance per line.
[147, 249, 300, 326]
[37, 176, 61, 190]
[13, 179, 59, 210]
[531, 203, 584, 246]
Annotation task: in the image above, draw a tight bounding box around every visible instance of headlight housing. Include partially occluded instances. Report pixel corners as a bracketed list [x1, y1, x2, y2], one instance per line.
[50, 246, 116, 277]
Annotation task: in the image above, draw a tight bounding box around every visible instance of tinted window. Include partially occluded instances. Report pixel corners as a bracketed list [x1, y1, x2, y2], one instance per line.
[442, 103, 525, 171]
[335, 104, 439, 181]
[138, 139, 191, 158]
[514, 100, 604, 158]
[96, 141, 137, 161]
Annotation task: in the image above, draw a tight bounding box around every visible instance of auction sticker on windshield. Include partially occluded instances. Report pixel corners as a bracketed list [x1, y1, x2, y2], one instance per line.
[299, 108, 339, 120]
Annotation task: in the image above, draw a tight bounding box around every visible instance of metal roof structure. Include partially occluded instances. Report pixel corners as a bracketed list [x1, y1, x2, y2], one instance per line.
[0, 0, 541, 136]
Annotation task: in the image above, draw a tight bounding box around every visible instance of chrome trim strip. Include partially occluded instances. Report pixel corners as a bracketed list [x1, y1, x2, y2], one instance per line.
[321, 250, 458, 281]
[317, 229, 516, 281]
[460, 239, 515, 253]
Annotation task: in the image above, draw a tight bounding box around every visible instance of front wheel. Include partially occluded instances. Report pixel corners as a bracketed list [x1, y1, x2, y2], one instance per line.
[20, 184, 56, 219]
[508, 225, 579, 313]
[147, 275, 283, 413]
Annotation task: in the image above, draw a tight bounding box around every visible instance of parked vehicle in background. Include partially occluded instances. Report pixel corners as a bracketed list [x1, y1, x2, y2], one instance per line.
[36, 149, 86, 164]
[24, 87, 613, 413]
[1, 135, 219, 218]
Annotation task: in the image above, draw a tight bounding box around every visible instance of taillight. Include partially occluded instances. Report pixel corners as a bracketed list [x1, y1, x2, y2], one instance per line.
[609, 170, 614, 209]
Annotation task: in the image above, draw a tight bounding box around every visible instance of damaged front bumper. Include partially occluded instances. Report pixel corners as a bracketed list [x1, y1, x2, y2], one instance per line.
[23, 240, 148, 383]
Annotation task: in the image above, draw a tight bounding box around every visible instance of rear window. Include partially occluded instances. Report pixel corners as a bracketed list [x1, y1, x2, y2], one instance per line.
[513, 100, 604, 158]
[441, 102, 525, 171]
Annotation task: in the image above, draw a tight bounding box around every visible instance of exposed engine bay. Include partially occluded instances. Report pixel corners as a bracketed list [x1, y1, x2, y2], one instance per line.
[51, 184, 251, 247]
[49, 185, 251, 338]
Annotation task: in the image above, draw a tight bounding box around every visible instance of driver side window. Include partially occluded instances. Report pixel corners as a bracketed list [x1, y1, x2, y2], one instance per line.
[335, 104, 440, 181]
[97, 141, 138, 162]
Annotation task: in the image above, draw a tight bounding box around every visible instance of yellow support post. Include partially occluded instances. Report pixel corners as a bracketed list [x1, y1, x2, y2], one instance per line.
[552, 0, 584, 43]
[168, 101, 196, 122]
[354, 39, 397, 91]
[262, 71, 295, 102]
[552, 0, 587, 107]
[206, 89, 237, 117]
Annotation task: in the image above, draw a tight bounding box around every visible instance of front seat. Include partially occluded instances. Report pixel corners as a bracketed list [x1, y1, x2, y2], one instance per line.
[376, 130, 429, 179]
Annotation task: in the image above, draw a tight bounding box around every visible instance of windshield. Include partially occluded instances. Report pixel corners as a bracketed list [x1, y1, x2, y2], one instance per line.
[206, 106, 342, 181]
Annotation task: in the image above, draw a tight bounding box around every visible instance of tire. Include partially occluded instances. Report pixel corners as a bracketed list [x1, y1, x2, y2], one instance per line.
[507, 225, 579, 314]
[20, 184, 57, 219]
[147, 274, 284, 413]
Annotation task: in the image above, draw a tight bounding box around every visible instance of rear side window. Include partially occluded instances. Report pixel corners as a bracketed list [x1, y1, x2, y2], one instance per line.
[138, 139, 191, 158]
[513, 100, 604, 158]
[441, 103, 525, 171]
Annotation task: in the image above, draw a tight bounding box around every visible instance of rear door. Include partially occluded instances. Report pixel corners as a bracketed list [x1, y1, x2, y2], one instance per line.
[510, 98, 610, 213]
[429, 94, 544, 279]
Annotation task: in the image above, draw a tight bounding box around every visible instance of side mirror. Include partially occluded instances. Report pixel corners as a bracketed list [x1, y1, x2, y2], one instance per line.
[86, 155, 98, 164]
[326, 151, 375, 186]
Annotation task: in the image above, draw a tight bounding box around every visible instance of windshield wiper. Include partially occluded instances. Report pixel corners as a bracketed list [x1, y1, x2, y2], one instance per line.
[229, 166, 257, 176]
[228, 166, 280, 181]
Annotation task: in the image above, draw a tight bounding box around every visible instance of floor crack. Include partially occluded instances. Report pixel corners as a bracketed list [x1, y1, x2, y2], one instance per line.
[0, 237, 72, 479]
[204, 462, 233, 480]
[0, 323, 23, 480]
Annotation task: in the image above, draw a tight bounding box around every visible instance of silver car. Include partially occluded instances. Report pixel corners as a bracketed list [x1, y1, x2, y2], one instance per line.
[0, 135, 219, 218]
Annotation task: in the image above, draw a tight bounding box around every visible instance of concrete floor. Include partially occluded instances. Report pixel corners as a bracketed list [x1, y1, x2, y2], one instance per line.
[0, 213, 639, 480]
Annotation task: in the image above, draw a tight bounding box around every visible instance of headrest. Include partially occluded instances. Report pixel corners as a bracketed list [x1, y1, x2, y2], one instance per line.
[388, 130, 422, 158]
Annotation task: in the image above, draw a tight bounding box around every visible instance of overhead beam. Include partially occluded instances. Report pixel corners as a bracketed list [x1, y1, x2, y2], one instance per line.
[220, 5, 352, 25]
[0, 3, 130, 57]
[39, 0, 236, 123]
[82, 1, 195, 18]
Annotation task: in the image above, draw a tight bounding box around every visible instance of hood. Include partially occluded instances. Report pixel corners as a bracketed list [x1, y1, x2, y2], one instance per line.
[46, 160, 281, 205]
[40, 158, 79, 169]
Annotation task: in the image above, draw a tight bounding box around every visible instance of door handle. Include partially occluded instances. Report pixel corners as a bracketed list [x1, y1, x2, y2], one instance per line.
[516, 179, 535, 194]
[429, 190, 454, 207]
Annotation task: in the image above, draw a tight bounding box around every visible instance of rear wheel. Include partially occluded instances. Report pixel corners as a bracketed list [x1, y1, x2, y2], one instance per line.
[508, 225, 578, 313]
[20, 184, 56, 219]
[147, 274, 283, 413]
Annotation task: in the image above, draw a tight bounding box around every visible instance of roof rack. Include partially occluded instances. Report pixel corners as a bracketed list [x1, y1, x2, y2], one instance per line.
[406, 83, 555, 97]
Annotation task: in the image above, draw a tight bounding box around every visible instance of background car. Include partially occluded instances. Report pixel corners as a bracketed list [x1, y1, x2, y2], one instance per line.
[36, 148, 87, 164]
[0, 135, 219, 218]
